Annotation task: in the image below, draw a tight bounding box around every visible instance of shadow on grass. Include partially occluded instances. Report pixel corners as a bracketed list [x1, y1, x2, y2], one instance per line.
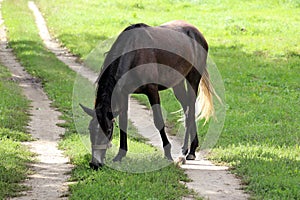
[208, 44, 300, 199]
[8, 39, 77, 119]
[58, 33, 109, 59]
[208, 44, 299, 148]
[9, 37, 299, 147]
[8, 36, 299, 199]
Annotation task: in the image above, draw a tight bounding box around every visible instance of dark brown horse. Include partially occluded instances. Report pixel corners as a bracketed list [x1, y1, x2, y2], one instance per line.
[81, 20, 215, 169]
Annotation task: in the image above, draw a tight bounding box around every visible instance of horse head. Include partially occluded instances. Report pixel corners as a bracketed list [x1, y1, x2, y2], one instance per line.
[80, 104, 114, 170]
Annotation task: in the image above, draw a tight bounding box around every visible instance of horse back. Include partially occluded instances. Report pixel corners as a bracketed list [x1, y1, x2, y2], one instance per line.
[159, 20, 208, 52]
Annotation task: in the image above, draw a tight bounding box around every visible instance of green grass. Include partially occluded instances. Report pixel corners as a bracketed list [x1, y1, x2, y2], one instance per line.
[69, 165, 190, 200]
[0, 64, 33, 199]
[212, 144, 300, 199]
[33, 0, 300, 199]
[0, 66, 30, 133]
[61, 133, 192, 200]
[2, 0, 196, 199]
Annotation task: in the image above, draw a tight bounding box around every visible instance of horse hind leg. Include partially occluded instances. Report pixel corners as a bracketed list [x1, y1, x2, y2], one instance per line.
[185, 69, 201, 160]
[172, 81, 189, 156]
[146, 85, 173, 161]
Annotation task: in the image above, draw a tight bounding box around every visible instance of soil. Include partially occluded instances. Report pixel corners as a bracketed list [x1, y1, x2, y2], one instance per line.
[1, 1, 250, 199]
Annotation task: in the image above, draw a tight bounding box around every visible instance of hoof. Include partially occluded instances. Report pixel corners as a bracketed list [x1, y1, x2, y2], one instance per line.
[112, 154, 123, 162]
[164, 144, 173, 161]
[112, 156, 122, 162]
[165, 155, 174, 161]
[89, 162, 103, 170]
[113, 150, 127, 162]
[186, 154, 196, 160]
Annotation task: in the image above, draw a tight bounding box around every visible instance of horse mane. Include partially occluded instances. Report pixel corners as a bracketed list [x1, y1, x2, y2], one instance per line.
[95, 65, 117, 108]
[123, 23, 150, 31]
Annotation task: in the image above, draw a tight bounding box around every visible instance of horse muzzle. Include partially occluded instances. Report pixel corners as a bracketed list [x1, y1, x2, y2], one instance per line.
[90, 142, 112, 170]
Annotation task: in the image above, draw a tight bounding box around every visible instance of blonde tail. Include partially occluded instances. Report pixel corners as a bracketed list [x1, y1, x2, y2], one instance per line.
[196, 68, 215, 124]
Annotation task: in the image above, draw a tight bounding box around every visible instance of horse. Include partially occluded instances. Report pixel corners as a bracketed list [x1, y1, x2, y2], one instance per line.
[80, 20, 215, 170]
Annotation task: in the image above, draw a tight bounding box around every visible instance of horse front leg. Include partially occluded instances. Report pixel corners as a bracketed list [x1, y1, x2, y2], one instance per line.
[113, 99, 128, 162]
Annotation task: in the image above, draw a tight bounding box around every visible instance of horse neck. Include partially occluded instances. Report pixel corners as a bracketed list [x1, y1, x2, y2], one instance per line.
[96, 65, 117, 107]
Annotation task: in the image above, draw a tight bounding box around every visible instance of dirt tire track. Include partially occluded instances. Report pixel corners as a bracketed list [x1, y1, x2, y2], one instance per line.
[0, 1, 72, 199]
[28, 1, 250, 200]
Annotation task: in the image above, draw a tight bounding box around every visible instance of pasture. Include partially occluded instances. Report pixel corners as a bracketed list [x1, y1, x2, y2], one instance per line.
[35, 0, 300, 198]
[2, 0, 193, 199]
[1, 0, 299, 199]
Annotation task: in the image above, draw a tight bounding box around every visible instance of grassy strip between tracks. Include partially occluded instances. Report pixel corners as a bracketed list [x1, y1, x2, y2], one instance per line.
[2, 0, 196, 199]
[0, 64, 33, 199]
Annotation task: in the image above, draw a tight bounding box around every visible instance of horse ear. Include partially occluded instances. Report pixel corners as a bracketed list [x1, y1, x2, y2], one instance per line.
[79, 104, 95, 117]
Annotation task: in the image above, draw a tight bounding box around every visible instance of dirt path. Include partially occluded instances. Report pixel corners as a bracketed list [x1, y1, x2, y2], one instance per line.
[29, 1, 249, 199]
[0, 1, 72, 199]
